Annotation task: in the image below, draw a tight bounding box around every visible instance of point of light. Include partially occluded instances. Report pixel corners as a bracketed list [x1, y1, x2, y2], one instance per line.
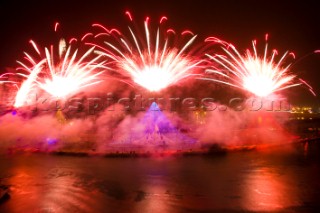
[133, 66, 177, 92]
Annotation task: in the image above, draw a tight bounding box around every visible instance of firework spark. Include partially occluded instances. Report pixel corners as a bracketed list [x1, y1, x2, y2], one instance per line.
[87, 11, 203, 92]
[14, 58, 45, 108]
[0, 73, 18, 84]
[201, 35, 315, 97]
[14, 39, 106, 107]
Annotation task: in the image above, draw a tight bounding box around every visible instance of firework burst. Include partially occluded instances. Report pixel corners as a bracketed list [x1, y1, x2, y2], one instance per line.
[86, 11, 203, 92]
[14, 38, 106, 108]
[201, 35, 315, 97]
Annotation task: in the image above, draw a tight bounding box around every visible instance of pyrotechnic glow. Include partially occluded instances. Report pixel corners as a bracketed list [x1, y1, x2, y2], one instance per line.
[202, 35, 315, 97]
[38, 39, 106, 98]
[14, 58, 45, 108]
[88, 11, 202, 92]
[14, 39, 106, 107]
[0, 73, 17, 88]
[0, 73, 15, 83]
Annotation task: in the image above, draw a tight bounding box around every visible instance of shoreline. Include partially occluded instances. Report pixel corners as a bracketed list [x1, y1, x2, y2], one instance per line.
[0, 137, 320, 158]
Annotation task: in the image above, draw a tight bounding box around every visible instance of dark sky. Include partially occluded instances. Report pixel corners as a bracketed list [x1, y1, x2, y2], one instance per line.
[1, 0, 320, 105]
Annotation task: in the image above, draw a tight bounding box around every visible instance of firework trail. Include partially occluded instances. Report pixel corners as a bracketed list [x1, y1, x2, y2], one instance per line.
[201, 35, 315, 97]
[86, 11, 203, 92]
[0, 73, 18, 84]
[14, 38, 107, 108]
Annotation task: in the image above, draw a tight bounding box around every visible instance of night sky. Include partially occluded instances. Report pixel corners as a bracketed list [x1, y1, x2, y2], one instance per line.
[1, 0, 320, 105]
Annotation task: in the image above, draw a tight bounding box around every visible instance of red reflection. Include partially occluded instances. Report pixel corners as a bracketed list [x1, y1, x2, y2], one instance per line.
[242, 166, 300, 211]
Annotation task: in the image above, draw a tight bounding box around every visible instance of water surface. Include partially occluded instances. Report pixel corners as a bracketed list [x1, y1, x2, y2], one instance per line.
[1, 143, 320, 212]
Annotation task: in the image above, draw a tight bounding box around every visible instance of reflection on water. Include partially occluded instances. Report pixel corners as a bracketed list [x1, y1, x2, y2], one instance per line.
[243, 166, 299, 211]
[1, 143, 320, 212]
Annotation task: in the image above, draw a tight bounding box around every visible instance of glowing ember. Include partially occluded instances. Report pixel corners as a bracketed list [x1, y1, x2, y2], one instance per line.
[88, 11, 202, 92]
[14, 39, 106, 107]
[201, 35, 315, 97]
